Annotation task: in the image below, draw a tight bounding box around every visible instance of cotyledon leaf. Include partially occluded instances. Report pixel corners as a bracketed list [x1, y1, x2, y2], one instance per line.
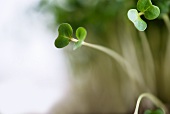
[127, 9, 147, 31]
[54, 23, 73, 48]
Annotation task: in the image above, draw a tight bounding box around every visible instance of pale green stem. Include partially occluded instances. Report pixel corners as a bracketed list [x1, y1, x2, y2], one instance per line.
[139, 31, 156, 92]
[138, 12, 144, 16]
[70, 38, 147, 89]
[134, 93, 167, 114]
[71, 38, 129, 67]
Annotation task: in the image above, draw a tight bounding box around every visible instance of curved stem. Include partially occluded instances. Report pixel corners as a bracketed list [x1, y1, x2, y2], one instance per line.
[71, 38, 128, 66]
[70, 38, 147, 89]
[134, 93, 167, 114]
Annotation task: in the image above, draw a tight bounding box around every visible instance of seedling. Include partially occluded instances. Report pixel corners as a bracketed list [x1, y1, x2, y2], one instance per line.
[55, 23, 143, 83]
[134, 93, 166, 114]
[127, 0, 160, 31]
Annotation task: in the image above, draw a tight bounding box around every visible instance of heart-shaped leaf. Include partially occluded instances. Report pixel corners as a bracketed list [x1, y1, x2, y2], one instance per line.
[144, 5, 160, 20]
[54, 23, 73, 48]
[73, 27, 87, 50]
[137, 0, 152, 12]
[76, 27, 87, 41]
[127, 9, 139, 22]
[134, 17, 147, 31]
[144, 109, 164, 114]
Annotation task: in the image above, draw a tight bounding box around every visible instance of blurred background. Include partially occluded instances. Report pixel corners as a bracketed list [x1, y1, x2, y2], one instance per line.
[0, 0, 170, 113]
[0, 0, 71, 113]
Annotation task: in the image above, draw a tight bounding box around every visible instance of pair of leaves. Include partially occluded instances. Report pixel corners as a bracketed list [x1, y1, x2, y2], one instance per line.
[55, 23, 73, 48]
[54, 23, 87, 49]
[144, 109, 164, 114]
[127, 0, 160, 31]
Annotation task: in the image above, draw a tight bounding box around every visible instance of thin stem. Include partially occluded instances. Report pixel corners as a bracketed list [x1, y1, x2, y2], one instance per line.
[71, 38, 129, 67]
[70, 38, 146, 89]
[138, 12, 144, 16]
[134, 93, 167, 114]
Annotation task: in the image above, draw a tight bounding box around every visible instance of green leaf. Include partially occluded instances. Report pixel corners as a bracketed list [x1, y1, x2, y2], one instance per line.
[144, 5, 160, 20]
[73, 40, 83, 50]
[54, 23, 73, 48]
[137, 0, 152, 12]
[76, 27, 87, 41]
[134, 17, 147, 31]
[127, 9, 147, 31]
[144, 109, 164, 114]
[127, 9, 138, 22]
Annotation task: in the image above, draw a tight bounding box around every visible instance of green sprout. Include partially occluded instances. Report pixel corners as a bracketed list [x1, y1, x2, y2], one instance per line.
[127, 0, 160, 31]
[54, 23, 168, 114]
[54, 23, 146, 88]
[54, 23, 87, 50]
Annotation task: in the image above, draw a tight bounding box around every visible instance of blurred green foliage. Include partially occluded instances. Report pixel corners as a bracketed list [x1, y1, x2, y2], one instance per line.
[39, 0, 125, 26]
[39, 0, 130, 42]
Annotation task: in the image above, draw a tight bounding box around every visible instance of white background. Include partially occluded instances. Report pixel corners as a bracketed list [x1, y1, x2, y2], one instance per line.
[0, 0, 70, 113]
